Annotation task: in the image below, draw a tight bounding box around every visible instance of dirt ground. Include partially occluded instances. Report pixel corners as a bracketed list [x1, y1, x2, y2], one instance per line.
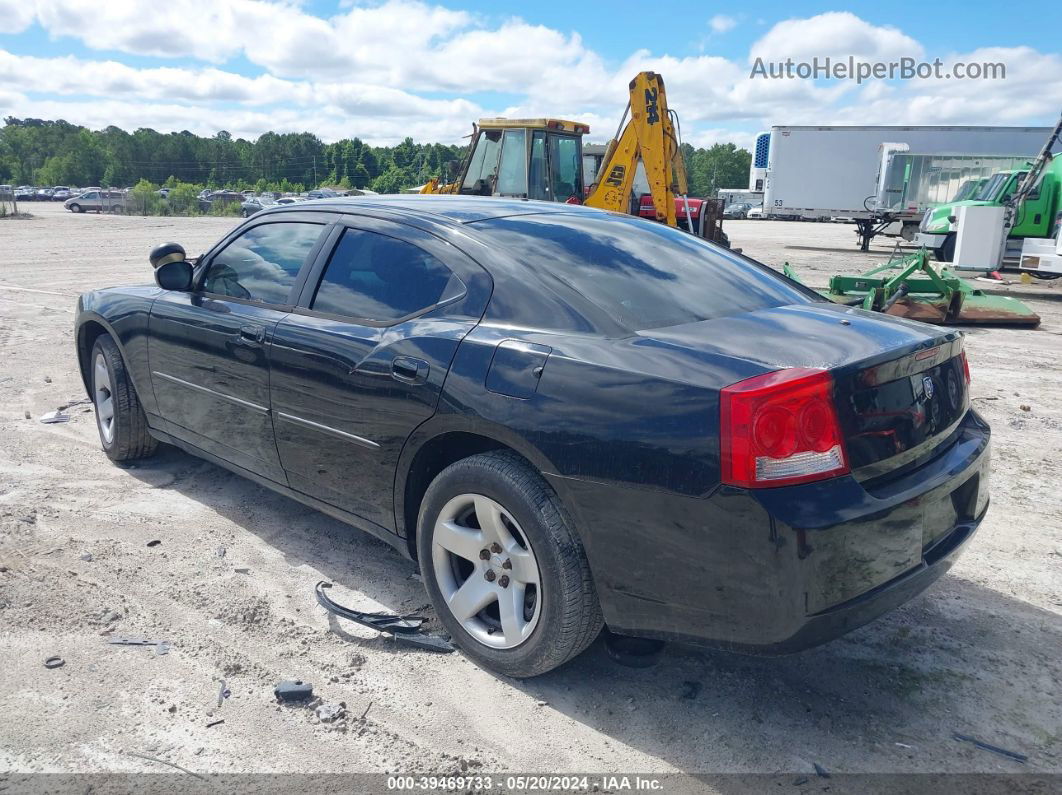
[0, 202, 1059, 783]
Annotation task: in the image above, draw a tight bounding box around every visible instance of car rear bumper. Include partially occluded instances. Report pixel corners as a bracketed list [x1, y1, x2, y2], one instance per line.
[548, 409, 990, 653]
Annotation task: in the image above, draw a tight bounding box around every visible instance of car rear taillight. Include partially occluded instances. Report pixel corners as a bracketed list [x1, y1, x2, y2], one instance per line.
[720, 368, 849, 488]
[960, 350, 971, 385]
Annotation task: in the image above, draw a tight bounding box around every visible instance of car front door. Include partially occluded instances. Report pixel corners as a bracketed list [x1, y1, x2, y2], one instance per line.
[268, 216, 491, 531]
[148, 215, 331, 482]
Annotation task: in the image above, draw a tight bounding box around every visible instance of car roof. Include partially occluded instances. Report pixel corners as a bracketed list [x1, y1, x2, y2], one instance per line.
[260, 194, 601, 224]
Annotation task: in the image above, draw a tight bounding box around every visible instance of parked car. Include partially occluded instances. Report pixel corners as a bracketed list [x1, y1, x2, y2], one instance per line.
[36, 187, 55, 201]
[276, 196, 306, 205]
[0, 184, 12, 198]
[198, 190, 243, 212]
[746, 205, 764, 219]
[240, 195, 276, 217]
[52, 186, 72, 201]
[723, 202, 752, 219]
[14, 186, 35, 201]
[75, 196, 990, 677]
[65, 190, 126, 213]
[305, 188, 338, 200]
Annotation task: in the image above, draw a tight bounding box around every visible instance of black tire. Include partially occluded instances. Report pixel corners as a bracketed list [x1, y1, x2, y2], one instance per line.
[69, 203, 82, 213]
[90, 335, 158, 463]
[417, 451, 603, 678]
[935, 232, 956, 263]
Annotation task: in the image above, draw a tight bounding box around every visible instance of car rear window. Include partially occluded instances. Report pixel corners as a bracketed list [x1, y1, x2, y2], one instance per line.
[473, 213, 821, 332]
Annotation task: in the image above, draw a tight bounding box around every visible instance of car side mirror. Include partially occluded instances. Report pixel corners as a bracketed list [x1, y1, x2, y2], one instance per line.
[155, 259, 193, 291]
[150, 242, 192, 290]
[150, 242, 186, 269]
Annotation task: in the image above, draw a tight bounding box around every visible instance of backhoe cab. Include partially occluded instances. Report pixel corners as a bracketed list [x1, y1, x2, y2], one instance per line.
[440, 118, 588, 202]
[422, 72, 727, 245]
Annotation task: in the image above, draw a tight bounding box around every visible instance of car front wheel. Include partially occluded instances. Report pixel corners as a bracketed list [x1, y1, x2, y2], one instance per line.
[69, 203, 82, 213]
[91, 335, 158, 463]
[417, 451, 603, 677]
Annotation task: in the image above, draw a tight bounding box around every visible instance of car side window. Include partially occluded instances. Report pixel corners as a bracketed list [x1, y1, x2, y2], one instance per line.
[202, 222, 323, 305]
[311, 229, 465, 322]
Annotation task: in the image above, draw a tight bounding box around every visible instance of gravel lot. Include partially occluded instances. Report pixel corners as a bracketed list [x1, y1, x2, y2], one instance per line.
[1, 202, 1060, 782]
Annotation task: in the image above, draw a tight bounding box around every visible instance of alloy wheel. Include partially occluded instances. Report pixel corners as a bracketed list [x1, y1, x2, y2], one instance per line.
[431, 493, 542, 649]
[93, 352, 115, 445]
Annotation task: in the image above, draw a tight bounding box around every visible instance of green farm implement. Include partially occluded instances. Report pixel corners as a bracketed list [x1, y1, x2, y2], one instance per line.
[784, 248, 1040, 327]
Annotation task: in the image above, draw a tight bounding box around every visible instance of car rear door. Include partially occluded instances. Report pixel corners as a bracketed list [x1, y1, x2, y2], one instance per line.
[148, 214, 332, 482]
[268, 215, 491, 531]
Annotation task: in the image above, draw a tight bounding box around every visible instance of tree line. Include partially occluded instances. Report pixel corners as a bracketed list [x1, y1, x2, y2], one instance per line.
[0, 117, 751, 197]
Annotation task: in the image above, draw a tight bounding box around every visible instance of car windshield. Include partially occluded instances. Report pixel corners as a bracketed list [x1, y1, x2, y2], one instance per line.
[474, 212, 821, 332]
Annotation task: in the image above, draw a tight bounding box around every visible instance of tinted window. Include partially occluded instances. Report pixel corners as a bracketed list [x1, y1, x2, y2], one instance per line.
[311, 229, 464, 322]
[476, 213, 821, 332]
[203, 222, 322, 304]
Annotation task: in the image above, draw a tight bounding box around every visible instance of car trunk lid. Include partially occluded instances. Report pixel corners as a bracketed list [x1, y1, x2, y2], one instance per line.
[641, 301, 968, 479]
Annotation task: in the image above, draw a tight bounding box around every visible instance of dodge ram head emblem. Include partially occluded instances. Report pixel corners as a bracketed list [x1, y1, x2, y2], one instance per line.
[923, 376, 936, 399]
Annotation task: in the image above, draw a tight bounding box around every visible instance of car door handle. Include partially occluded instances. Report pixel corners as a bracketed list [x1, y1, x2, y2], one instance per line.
[236, 325, 265, 345]
[391, 356, 429, 384]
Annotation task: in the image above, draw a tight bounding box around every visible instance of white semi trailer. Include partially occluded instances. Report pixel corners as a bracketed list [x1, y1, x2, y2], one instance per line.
[762, 125, 1052, 249]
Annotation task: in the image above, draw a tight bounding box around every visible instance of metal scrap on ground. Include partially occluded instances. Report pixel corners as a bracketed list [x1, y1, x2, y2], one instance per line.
[952, 732, 1029, 763]
[314, 580, 454, 653]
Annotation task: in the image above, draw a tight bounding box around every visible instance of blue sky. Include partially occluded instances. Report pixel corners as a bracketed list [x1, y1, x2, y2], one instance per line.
[1, 1, 1059, 147]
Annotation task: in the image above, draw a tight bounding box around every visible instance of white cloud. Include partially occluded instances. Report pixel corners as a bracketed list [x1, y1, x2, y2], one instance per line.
[709, 15, 736, 34]
[749, 11, 923, 63]
[1, 4, 1059, 148]
[0, 0, 35, 33]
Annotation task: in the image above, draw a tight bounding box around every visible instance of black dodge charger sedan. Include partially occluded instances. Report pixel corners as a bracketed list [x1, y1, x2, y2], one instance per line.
[75, 196, 990, 677]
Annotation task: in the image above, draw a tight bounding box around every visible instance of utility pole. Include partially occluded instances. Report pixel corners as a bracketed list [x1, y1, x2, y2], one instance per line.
[313, 156, 318, 188]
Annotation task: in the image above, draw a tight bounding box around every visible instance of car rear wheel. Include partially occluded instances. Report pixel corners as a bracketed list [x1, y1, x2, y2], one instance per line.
[91, 335, 158, 463]
[417, 451, 603, 677]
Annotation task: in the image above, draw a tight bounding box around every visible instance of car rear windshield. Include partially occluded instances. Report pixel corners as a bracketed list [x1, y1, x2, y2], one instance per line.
[473, 212, 821, 332]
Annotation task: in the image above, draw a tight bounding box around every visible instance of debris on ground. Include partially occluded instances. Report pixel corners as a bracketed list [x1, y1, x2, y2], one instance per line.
[44, 656, 65, 669]
[206, 719, 225, 728]
[125, 751, 207, 780]
[146, 539, 161, 547]
[57, 397, 91, 411]
[107, 637, 171, 656]
[216, 679, 231, 707]
[234, 568, 250, 574]
[314, 580, 454, 653]
[80, 552, 93, 561]
[813, 762, 830, 778]
[39, 410, 69, 424]
[275, 679, 313, 703]
[952, 732, 1028, 763]
[316, 702, 346, 722]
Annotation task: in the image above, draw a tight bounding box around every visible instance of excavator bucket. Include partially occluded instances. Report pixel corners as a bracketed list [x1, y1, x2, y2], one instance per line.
[786, 250, 1041, 327]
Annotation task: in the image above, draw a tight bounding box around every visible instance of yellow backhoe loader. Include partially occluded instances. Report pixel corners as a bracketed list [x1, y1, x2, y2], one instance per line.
[420, 72, 727, 245]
